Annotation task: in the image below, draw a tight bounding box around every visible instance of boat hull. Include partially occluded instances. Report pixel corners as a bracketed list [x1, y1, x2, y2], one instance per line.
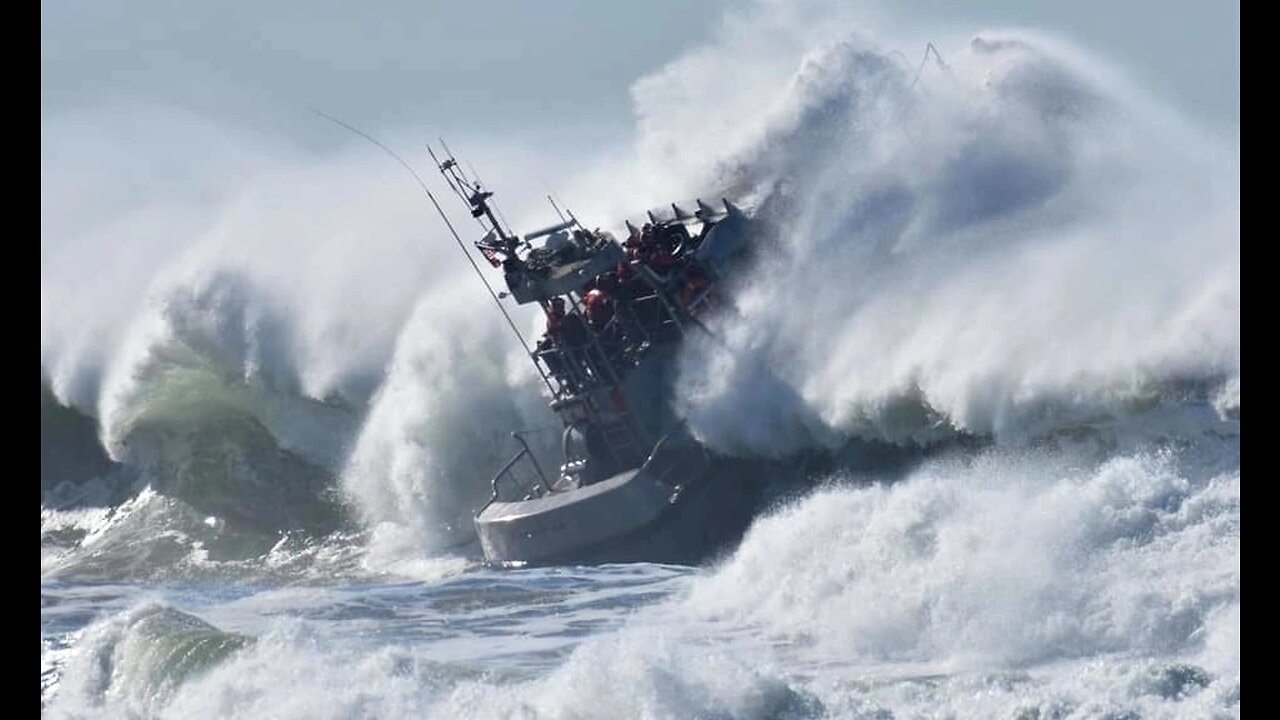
[475, 455, 764, 567]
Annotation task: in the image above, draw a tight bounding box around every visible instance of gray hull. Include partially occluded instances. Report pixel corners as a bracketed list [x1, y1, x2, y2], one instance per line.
[475, 453, 765, 567]
[476, 466, 671, 565]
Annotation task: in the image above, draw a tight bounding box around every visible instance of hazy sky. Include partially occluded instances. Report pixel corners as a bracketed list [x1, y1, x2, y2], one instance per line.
[42, 0, 1238, 146]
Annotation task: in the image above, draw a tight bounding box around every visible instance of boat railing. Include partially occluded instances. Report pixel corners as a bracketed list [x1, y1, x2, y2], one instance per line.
[533, 292, 687, 401]
[626, 293, 681, 344]
[534, 344, 618, 397]
[478, 432, 551, 515]
[683, 286, 716, 317]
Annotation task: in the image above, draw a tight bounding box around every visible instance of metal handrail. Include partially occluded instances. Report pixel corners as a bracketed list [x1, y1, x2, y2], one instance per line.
[511, 431, 550, 493]
[477, 432, 552, 516]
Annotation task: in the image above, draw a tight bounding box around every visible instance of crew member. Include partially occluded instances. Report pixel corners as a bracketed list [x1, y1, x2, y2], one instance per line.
[680, 266, 714, 316]
[543, 296, 566, 335]
[583, 287, 613, 329]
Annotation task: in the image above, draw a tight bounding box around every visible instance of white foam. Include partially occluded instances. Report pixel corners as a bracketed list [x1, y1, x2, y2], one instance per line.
[656, 29, 1239, 453]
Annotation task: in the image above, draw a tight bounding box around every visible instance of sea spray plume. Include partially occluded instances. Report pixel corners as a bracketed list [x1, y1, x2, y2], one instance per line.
[340, 273, 560, 566]
[1213, 376, 1239, 420]
[92, 146, 445, 434]
[43, 100, 590, 569]
[40, 105, 281, 413]
[46, 109, 445, 461]
[84, 166, 441, 533]
[44, 111, 497, 548]
[285, 117, 566, 565]
[311, 110, 543, 380]
[662, 33, 1238, 453]
[623, 0, 874, 208]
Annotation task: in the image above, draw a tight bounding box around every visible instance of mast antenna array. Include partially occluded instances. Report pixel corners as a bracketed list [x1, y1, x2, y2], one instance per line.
[428, 142, 525, 257]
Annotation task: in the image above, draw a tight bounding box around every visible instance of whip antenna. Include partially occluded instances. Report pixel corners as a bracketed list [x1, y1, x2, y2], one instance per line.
[308, 108, 552, 395]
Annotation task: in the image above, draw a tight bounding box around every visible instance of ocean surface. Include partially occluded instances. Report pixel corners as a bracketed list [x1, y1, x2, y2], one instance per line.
[40, 428, 1241, 718]
[42, 13, 1238, 719]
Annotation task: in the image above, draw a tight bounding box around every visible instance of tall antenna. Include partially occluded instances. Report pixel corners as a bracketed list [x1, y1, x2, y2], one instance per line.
[429, 143, 517, 245]
[462, 156, 515, 235]
[308, 108, 554, 396]
[910, 42, 950, 90]
[547, 195, 567, 222]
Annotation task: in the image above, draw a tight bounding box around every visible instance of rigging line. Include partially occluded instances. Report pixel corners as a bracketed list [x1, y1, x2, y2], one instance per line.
[307, 107, 553, 396]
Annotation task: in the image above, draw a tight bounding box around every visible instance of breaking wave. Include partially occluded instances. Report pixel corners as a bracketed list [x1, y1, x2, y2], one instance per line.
[41, 1, 1238, 716]
[40, 110, 548, 578]
[661, 32, 1238, 455]
[48, 603, 252, 714]
[44, 433, 1238, 718]
[41, 5, 1237, 580]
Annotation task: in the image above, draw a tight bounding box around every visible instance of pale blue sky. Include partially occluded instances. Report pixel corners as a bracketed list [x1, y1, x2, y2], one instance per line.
[42, 0, 1238, 144]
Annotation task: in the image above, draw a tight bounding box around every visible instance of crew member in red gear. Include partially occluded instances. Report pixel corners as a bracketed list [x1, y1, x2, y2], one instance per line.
[543, 296, 566, 335]
[583, 287, 613, 329]
[680, 267, 714, 315]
